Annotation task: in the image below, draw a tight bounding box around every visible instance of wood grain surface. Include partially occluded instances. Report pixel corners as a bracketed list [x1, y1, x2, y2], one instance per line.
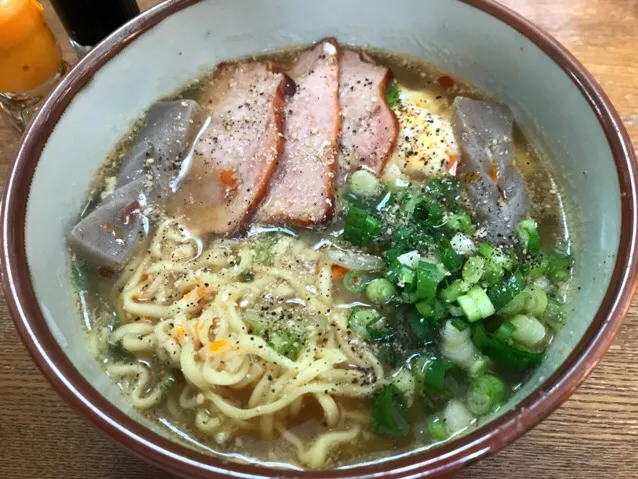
[1, 1, 637, 477]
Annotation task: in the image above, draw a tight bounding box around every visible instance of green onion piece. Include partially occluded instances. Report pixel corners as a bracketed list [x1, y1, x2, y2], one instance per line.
[267, 331, 304, 360]
[415, 299, 447, 322]
[478, 242, 495, 259]
[406, 308, 435, 344]
[498, 290, 529, 316]
[71, 261, 95, 291]
[439, 279, 470, 303]
[467, 286, 495, 318]
[445, 210, 474, 234]
[160, 372, 177, 400]
[516, 219, 541, 253]
[415, 261, 447, 301]
[386, 261, 417, 290]
[493, 320, 517, 343]
[411, 354, 433, 381]
[546, 248, 573, 282]
[510, 314, 546, 348]
[472, 323, 545, 374]
[462, 256, 486, 284]
[457, 294, 481, 322]
[450, 317, 470, 331]
[239, 271, 254, 282]
[348, 307, 380, 339]
[423, 359, 455, 393]
[488, 271, 527, 311]
[350, 170, 381, 197]
[428, 415, 449, 441]
[447, 304, 464, 317]
[384, 81, 402, 109]
[370, 384, 409, 437]
[426, 177, 462, 204]
[524, 287, 548, 317]
[439, 238, 464, 272]
[366, 278, 398, 304]
[343, 207, 382, 247]
[419, 198, 444, 225]
[481, 259, 504, 286]
[108, 340, 132, 362]
[343, 270, 371, 293]
[465, 374, 506, 416]
[544, 299, 566, 331]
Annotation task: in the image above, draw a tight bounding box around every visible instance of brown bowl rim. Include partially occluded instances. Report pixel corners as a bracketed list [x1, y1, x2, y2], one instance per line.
[2, 0, 637, 477]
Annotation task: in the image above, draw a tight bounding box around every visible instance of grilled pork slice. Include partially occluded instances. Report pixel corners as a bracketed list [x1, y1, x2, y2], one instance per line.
[337, 50, 399, 180]
[256, 38, 341, 226]
[169, 62, 292, 235]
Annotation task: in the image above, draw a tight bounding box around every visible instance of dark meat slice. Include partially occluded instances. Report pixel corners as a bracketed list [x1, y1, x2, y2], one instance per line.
[337, 50, 399, 180]
[117, 100, 204, 197]
[168, 62, 292, 235]
[452, 97, 528, 243]
[67, 177, 148, 272]
[256, 39, 341, 226]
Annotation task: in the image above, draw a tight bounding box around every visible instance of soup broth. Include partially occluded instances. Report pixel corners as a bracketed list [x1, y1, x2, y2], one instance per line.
[69, 41, 573, 469]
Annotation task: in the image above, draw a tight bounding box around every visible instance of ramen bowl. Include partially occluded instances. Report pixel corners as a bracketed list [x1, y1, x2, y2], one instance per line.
[2, 0, 636, 477]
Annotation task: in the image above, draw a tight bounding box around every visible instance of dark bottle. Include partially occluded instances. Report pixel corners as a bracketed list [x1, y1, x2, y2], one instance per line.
[50, 0, 140, 55]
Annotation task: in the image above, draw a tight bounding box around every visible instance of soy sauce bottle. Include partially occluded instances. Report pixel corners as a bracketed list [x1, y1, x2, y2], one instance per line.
[50, 0, 140, 56]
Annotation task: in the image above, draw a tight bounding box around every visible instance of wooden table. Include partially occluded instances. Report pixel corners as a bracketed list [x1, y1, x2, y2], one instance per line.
[1, 1, 637, 477]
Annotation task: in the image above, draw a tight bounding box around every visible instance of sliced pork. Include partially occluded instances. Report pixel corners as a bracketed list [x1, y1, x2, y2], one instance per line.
[256, 39, 341, 226]
[452, 97, 529, 243]
[337, 50, 399, 180]
[168, 62, 293, 235]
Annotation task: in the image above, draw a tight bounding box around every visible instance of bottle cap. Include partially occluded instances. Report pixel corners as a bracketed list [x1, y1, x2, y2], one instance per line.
[0, 0, 46, 50]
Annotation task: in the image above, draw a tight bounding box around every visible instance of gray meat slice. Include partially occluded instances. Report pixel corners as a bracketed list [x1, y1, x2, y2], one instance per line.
[338, 50, 399, 180]
[452, 97, 528, 243]
[67, 177, 148, 272]
[168, 62, 292, 235]
[117, 100, 204, 196]
[256, 39, 341, 226]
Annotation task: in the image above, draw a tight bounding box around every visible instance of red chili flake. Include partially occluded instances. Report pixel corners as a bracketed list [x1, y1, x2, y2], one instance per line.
[438, 75, 455, 89]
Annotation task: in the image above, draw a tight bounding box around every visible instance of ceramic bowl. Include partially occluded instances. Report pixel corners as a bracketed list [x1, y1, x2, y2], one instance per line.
[2, 0, 637, 477]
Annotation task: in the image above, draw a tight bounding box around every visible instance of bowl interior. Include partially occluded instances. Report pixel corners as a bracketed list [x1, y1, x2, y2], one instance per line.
[23, 0, 620, 470]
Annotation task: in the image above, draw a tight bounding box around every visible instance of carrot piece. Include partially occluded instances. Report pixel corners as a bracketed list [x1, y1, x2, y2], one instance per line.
[176, 326, 186, 340]
[438, 75, 455, 89]
[209, 339, 228, 352]
[331, 264, 348, 278]
[489, 160, 498, 183]
[220, 170, 237, 187]
[447, 154, 460, 176]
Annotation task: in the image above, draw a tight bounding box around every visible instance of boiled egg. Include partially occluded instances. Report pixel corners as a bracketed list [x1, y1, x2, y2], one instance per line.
[387, 85, 459, 179]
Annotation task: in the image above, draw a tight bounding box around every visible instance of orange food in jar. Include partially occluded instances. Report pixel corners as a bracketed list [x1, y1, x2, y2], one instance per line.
[0, 0, 62, 93]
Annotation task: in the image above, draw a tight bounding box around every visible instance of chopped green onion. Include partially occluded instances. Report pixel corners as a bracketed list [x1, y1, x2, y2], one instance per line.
[439, 279, 470, 303]
[428, 415, 449, 441]
[478, 242, 495, 259]
[350, 170, 381, 197]
[488, 271, 527, 311]
[384, 81, 402, 109]
[524, 287, 548, 317]
[546, 248, 573, 282]
[415, 299, 447, 322]
[415, 261, 447, 301]
[439, 238, 464, 272]
[160, 372, 177, 400]
[348, 307, 380, 339]
[450, 317, 470, 331]
[406, 308, 435, 343]
[366, 278, 398, 304]
[462, 256, 486, 284]
[457, 294, 481, 322]
[386, 261, 417, 290]
[516, 219, 541, 253]
[498, 291, 529, 316]
[71, 261, 95, 291]
[422, 359, 455, 393]
[426, 177, 462, 205]
[411, 354, 433, 381]
[343, 207, 382, 247]
[267, 331, 304, 360]
[467, 286, 495, 318]
[473, 323, 545, 374]
[445, 210, 474, 234]
[493, 320, 517, 343]
[465, 374, 506, 416]
[370, 384, 409, 437]
[343, 270, 371, 293]
[509, 314, 546, 348]
[239, 271, 254, 282]
[544, 299, 566, 330]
